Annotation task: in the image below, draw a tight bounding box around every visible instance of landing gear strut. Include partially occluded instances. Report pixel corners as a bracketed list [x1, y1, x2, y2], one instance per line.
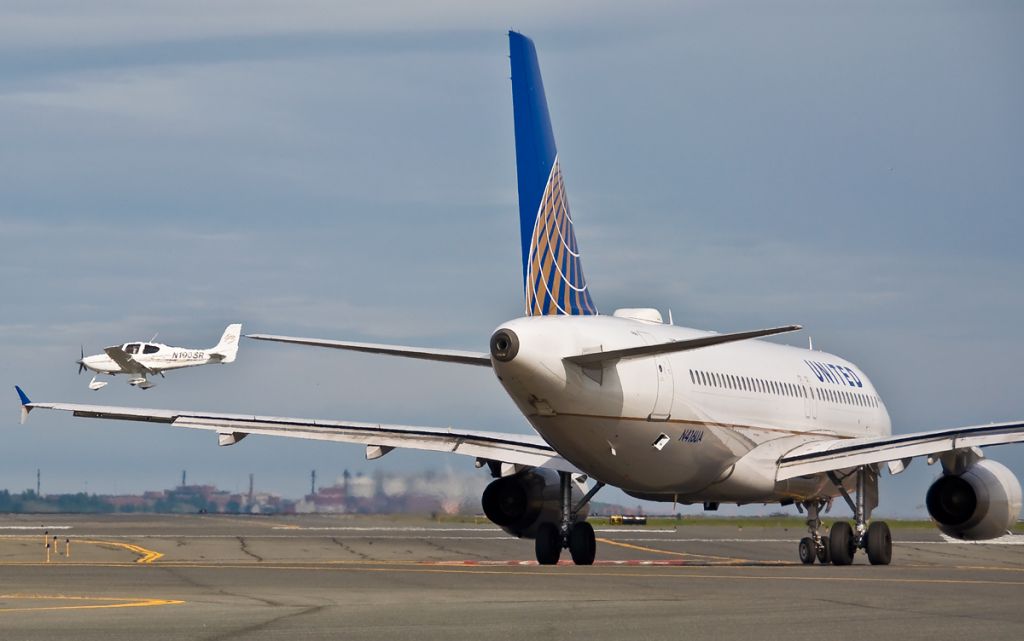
[535, 473, 604, 566]
[824, 466, 891, 566]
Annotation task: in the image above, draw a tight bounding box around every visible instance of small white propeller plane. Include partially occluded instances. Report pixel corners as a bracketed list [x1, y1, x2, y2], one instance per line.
[75, 324, 242, 390]
[17, 33, 1024, 566]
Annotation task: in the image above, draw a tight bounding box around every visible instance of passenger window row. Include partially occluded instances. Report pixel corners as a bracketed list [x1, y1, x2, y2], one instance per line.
[815, 386, 878, 408]
[688, 369, 879, 408]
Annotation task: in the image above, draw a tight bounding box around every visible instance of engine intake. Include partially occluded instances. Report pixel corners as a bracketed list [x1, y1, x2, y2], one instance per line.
[926, 459, 1022, 540]
[481, 468, 587, 539]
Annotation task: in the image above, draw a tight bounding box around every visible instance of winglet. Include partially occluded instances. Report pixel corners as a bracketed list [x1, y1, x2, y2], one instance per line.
[15, 385, 32, 424]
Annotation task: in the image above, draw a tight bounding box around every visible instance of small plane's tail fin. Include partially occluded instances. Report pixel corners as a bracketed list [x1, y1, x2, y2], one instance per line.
[209, 324, 242, 363]
[509, 31, 597, 316]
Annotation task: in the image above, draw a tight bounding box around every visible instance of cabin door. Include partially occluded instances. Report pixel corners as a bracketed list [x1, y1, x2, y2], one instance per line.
[639, 332, 674, 421]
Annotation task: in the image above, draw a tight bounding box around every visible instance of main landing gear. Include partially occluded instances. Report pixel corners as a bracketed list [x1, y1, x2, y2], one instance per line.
[535, 472, 605, 566]
[797, 465, 892, 566]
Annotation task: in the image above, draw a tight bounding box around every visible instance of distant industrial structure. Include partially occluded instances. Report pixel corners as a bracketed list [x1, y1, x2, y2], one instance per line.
[3, 468, 648, 516]
[1, 468, 488, 515]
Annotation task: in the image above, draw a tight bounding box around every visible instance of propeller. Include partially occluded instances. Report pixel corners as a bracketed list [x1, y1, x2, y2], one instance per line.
[77, 346, 86, 375]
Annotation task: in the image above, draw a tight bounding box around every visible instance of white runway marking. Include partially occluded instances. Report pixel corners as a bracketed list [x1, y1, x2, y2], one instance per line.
[0, 526, 72, 530]
[940, 533, 1024, 545]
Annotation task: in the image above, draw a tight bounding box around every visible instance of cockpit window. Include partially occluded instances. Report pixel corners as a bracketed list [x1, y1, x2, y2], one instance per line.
[125, 343, 141, 354]
[143, 344, 159, 354]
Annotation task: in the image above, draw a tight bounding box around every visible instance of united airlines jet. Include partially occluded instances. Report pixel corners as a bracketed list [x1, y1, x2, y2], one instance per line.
[17, 32, 1024, 566]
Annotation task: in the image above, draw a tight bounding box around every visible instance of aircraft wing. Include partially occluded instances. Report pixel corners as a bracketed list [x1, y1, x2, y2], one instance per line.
[246, 334, 492, 367]
[776, 420, 1024, 480]
[103, 346, 155, 375]
[16, 390, 578, 474]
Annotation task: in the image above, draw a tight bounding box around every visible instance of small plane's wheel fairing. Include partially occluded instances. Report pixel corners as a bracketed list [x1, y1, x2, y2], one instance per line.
[569, 521, 596, 565]
[865, 521, 892, 566]
[816, 536, 831, 564]
[829, 521, 856, 566]
[798, 537, 816, 564]
[535, 522, 561, 565]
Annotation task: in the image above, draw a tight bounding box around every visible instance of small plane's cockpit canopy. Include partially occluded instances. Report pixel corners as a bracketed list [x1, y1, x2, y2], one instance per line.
[124, 343, 141, 354]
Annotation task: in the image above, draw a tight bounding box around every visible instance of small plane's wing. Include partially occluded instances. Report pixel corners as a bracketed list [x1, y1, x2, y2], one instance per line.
[564, 325, 802, 367]
[15, 388, 576, 474]
[246, 334, 492, 367]
[103, 346, 155, 375]
[776, 420, 1024, 480]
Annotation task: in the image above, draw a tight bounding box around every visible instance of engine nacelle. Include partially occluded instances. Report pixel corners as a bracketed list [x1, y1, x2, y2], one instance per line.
[926, 459, 1022, 540]
[481, 468, 588, 539]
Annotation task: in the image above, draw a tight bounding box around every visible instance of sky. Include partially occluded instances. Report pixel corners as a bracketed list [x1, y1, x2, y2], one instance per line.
[1, 1, 1022, 517]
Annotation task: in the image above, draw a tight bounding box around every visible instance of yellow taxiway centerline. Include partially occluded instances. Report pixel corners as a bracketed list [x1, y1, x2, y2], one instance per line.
[0, 594, 183, 614]
[68, 539, 164, 563]
[595, 537, 784, 565]
[0, 535, 164, 564]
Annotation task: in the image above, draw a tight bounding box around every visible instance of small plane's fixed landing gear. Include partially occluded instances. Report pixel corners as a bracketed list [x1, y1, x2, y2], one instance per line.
[127, 377, 155, 390]
[797, 499, 831, 564]
[535, 472, 604, 566]
[826, 466, 891, 566]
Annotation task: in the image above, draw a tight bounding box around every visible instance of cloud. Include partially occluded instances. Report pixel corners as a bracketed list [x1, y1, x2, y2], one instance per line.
[1, 2, 1021, 516]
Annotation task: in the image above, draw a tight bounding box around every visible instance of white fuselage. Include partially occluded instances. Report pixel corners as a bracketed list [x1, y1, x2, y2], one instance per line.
[491, 314, 891, 504]
[82, 343, 220, 375]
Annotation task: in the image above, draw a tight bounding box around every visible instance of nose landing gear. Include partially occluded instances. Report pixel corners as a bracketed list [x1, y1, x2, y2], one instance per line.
[797, 499, 832, 564]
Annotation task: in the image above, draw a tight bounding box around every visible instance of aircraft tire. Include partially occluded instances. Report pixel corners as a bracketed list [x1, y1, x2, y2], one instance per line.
[829, 521, 855, 565]
[798, 537, 816, 564]
[535, 522, 562, 565]
[865, 521, 892, 566]
[568, 521, 596, 565]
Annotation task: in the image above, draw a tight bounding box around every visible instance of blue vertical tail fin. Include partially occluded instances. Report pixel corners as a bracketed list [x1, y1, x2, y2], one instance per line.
[509, 31, 597, 316]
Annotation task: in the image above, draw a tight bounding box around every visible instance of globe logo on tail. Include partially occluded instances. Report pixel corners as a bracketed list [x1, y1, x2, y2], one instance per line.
[525, 159, 596, 316]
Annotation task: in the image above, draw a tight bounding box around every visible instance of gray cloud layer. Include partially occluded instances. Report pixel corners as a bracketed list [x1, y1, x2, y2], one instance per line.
[2, 1, 1022, 515]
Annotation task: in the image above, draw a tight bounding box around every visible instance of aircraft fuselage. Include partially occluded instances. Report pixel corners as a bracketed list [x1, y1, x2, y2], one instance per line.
[490, 314, 892, 503]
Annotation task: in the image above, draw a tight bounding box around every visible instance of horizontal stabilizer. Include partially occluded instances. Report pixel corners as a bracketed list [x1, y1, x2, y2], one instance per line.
[246, 334, 492, 367]
[563, 325, 802, 367]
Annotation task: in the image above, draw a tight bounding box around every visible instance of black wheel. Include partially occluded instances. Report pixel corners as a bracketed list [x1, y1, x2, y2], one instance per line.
[816, 536, 831, 564]
[535, 522, 562, 565]
[829, 521, 855, 566]
[798, 537, 815, 564]
[865, 521, 892, 565]
[568, 521, 596, 565]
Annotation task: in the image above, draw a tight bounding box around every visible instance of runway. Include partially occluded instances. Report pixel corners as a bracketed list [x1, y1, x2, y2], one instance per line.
[2, 514, 1023, 640]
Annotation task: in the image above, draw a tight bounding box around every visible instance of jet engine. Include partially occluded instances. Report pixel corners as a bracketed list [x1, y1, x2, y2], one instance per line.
[481, 468, 588, 539]
[925, 459, 1022, 540]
